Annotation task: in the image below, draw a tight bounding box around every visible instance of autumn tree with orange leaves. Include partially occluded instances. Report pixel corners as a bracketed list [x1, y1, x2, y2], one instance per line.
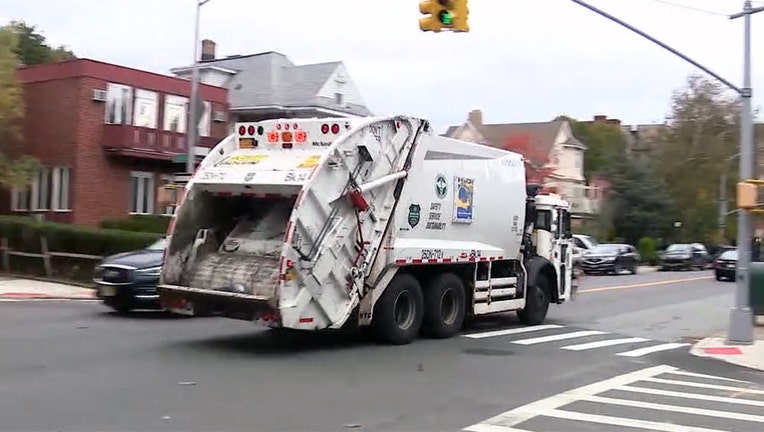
[502, 132, 556, 186]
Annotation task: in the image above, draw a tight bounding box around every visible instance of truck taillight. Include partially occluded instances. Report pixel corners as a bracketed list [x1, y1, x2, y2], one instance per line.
[321, 124, 330, 134]
[238, 125, 246, 135]
[331, 123, 340, 134]
[247, 125, 255, 135]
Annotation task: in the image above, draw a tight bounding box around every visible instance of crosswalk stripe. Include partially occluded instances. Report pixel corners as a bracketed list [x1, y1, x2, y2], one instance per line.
[560, 336, 649, 351]
[462, 324, 563, 339]
[464, 424, 534, 432]
[541, 408, 727, 432]
[643, 377, 764, 395]
[511, 330, 607, 345]
[580, 394, 764, 423]
[618, 385, 764, 407]
[616, 342, 689, 357]
[667, 370, 750, 383]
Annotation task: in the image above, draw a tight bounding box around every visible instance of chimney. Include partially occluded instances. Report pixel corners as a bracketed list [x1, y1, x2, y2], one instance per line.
[468, 109, 483, 126]
[201, 39, 216, 61]
[593, 115, 606, 122]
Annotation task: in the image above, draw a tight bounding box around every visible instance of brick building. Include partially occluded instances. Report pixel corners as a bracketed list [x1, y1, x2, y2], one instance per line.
[1, 59, 229, 226]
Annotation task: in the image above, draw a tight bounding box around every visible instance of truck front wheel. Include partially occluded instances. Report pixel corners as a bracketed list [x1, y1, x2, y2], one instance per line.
[371, 274, 424, 345]
[517, 274, 551, 326]
[422, 273, 466, 339]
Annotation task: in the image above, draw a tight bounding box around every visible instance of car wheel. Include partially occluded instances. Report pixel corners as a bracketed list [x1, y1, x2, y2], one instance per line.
[715, 272, 723, 281]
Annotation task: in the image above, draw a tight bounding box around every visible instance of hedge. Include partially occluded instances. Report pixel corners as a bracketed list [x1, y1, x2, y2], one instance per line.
[100, 214, 170, 234]
[0, 215, 162, 283]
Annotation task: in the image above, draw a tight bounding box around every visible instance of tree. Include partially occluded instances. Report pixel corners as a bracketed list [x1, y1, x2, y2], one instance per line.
[605, 157, 674, 245]
[6, 21, 75, 66]
[567, 118, 628, 181]
[653, 74, 741, 243]
[502, 132, 556, 185]
[0, 26, 38, 190]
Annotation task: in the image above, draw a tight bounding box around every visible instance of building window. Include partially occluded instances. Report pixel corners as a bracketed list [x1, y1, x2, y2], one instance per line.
[51, 167, 71, 211]
[11, 187, 30, 211]
[163, 95, 189, 133]
[130, 171, 154, 214]
[31, 167, 52, 211]
[334, 92, 344, 106]
[105, 83, 133, 125]
[133, 89, 158, 129]
[198, 101, 211, 137]
[159, 174, 175, 216]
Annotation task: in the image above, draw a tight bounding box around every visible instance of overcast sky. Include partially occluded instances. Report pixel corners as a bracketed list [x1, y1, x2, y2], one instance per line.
[2, 0, 762, 132]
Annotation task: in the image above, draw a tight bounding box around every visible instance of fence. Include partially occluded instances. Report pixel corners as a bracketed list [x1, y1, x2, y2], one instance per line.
[0, 235, 103, 278]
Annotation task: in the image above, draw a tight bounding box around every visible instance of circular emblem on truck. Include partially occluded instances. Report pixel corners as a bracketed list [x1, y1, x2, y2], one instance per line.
[435, 174, 448, 199]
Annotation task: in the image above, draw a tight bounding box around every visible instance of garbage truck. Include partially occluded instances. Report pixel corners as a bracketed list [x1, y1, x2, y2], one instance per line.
[156, 115, 575, 345]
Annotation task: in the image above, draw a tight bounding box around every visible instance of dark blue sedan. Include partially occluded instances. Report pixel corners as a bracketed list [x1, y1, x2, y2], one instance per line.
[93, 237, 167, 314]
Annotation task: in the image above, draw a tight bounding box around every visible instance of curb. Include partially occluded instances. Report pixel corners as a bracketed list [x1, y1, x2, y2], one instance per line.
[689, 330, 764, 372]
[0, 292, 97, 301]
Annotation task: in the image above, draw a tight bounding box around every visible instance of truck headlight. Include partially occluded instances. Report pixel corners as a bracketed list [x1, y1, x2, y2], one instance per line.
[135, 266, 162, 277]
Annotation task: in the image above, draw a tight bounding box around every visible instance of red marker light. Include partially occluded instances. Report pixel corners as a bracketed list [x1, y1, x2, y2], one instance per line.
[331, 123, 340, 134]
[276, 124, 282, 130]
[267, 131, 279, 143]
[293, 123, 298, 129]
[321, 124, 329, 134]
[238, 125, 246, 135]
[295, 130, 307, 143]
[284, 123, 290, 130]
[247, 125, 255, 135]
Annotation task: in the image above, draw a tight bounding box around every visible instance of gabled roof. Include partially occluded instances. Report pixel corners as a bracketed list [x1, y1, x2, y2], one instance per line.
[171, 52, 372, 116]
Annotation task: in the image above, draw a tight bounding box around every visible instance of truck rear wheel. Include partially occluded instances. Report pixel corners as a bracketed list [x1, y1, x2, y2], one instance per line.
[517, 274, 551, 326]
[371, 274, 424, 345]
[422, 273, 466, 339]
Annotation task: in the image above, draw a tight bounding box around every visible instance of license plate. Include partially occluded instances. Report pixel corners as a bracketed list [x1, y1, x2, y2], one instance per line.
[99, 285, 117, 297]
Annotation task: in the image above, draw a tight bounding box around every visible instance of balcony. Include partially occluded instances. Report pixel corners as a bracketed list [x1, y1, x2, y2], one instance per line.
[102, 124, 219, 161]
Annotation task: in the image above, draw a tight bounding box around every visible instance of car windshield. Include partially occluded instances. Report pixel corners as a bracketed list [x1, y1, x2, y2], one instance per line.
[146, 237, 169, 251]
[666, 244, 690, 253]
[719, 250, 738, 260]
[588, 244, 622, 254]
[577, 235, 599, 247]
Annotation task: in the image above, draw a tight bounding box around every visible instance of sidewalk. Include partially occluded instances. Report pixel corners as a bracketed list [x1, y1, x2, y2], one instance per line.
[638, 266, 659, 273]
[0, 277, 96, 300]
[689, 316, 764, 371]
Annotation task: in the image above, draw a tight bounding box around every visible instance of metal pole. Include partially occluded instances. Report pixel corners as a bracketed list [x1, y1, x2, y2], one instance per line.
[728, 0, 758, 344]
[720, 172, 727, 241]
[186, 0, 208, 174]
[569, 0, 763, 344]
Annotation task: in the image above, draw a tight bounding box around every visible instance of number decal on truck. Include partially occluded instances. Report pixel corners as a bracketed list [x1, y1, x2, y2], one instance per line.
[469, 250, 482, 259]
[284, 172, 310, 182]
[421, 249, 444, 260]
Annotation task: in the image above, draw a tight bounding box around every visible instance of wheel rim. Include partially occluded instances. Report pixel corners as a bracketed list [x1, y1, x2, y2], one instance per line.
[440, 287, 458, 326]
[393, 291, 416, 330]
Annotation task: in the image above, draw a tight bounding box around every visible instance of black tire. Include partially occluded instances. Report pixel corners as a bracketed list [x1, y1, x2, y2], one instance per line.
[371, 274, 424, 345]
[630, 264, 638, 275]
[422, 273, 467, 339]
[715, 272, 723, 281]
[517, 274, 551, 326]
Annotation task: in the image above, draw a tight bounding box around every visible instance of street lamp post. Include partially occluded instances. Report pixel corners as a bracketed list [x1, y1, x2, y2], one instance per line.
[719, 152, 740, 241]
[186, 0, 211, 174]
[569, 0, 761, 344]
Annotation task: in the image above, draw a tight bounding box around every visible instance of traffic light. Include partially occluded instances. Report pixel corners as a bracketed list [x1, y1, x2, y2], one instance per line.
[419, 0, 469, 33]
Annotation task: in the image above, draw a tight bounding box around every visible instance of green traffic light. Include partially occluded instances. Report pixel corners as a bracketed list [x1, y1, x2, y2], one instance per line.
[438, 10, 453, 25]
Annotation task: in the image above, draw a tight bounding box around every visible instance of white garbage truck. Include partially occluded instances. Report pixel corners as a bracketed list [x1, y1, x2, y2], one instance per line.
[157, 115, 575, 344]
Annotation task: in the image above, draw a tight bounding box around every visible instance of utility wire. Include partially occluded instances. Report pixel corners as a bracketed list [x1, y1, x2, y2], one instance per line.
[642, 0, 729, 16]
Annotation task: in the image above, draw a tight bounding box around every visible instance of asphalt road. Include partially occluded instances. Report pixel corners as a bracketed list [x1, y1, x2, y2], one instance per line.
[0, 270, 761, 432]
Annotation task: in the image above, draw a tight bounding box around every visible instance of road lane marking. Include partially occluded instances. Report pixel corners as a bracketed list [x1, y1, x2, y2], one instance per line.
[616, 342, 690, 357]
[511, 330, 607, 345]
[668, 370, 750, 383]
[464, 425, 534, 432]
[541, 408, 727, 432]
[463, 324, 563, 339]
[643, 377, 764, 395]
[579, 394, 764, 423]
[618, 385, 764, 407]
[579, 275, 712, 294]
[561, 336, 650, 351]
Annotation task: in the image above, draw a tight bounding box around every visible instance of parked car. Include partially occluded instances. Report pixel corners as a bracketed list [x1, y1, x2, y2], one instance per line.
[571, 234, 599, 279]
[581, 243, 640, 275]
[93, 236, 167, 314]
[714, 249, 738, 281]
[658, 243, 708, 271]
[690, 243, 713, 269]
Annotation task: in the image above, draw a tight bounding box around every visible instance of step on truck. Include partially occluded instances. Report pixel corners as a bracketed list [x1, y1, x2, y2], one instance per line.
[157, 115, 575, 345]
